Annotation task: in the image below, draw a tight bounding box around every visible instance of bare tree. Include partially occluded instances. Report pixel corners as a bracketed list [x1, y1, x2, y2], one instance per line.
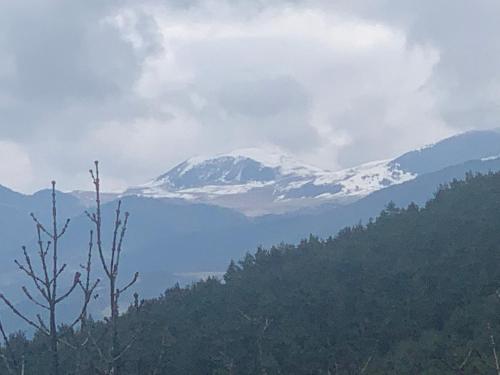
[0, 181, 98, 375]
[86, 161, 138, 375]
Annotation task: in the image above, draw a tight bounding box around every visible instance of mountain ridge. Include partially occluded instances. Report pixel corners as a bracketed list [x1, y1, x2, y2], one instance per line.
[10, 169, 500, 374]
[2, 129, 500, 330]
[125, 149, 415, 216]
[121, 129, 500, 216]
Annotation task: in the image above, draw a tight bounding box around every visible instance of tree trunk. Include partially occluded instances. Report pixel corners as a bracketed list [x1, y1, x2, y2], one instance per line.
[111, 283, 120, 375]
[50, 303, 59, 375]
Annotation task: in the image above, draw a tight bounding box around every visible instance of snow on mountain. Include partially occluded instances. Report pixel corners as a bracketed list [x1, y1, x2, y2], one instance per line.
[125, 148, 415, 216]
[312, 159, 415, 199]
[126, 128, 500, 216]
[149, 148, 323, 190]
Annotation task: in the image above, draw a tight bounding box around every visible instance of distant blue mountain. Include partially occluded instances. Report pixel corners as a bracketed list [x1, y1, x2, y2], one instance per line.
[392, 129, 500, 175]
[2, 129, 500, 331]
[266, 156, 500, 244]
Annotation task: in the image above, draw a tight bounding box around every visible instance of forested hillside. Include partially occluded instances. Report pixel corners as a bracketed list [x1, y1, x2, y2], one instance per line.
[4, 172, 500, 374]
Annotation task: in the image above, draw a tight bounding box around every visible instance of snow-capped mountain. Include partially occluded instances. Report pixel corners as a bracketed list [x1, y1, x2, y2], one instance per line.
[2, 129, 500, 331]
[125, 148, 416, 216]
[124, 130, 500, 216]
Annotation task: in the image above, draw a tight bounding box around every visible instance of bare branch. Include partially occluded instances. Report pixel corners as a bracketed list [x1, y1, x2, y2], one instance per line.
[30, 214, 53, 239]
[110, 201, 123, 277]
[88, 332, 108, 363]
[57, 337, 77, 351]
[89, 161, 111, 278]
[0, 294, 48, 335]
[55, 273, 81, 304]
[0, 318, 18, 375]
[237, 309, 253, 322]
[21, 286, 49, 310]
[117, 272, 139, 296]
[36, 226, 52, 300]
[36, 314, 49, 333]
[57, 218, 71, 239]
[84, 210, 97, 224]
[49, 264, 68, 287]
[44, 241, 51, 257]
[112, 335, 137, 362]
[459, 349, 473, 370]
[489, 323, 500, 375]
[83, 231, 94, 291]
[69, 279, 100, 331]
[14, 258, 48, 300]
[114, 212, 129, 276]
[360, 356, 373, 374]
[19, 246, 47, 291]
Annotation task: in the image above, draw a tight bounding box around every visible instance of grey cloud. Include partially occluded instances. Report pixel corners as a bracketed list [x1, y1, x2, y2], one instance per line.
[0, 0, 167, 191]
[325, 0, 500, 130]
[218, 76, 310, 118]
[0, 0, 495, 191]
[222, 0, 500, 131]
[0, 1, 161, 139]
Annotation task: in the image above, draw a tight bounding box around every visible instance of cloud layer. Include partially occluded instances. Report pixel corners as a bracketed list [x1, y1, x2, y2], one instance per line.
[0, 0, 495, 192]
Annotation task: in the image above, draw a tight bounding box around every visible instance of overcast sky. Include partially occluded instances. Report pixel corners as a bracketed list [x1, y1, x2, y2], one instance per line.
[0, 0, 497, 192]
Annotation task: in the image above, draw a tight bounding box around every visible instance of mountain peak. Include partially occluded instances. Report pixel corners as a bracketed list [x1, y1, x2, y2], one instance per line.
[124, 130, 500, 216]
[212, 147, 288, 168]
[125, 147, 417, 215]
[176, 148, 323, 176]
[148, 148, 324, 191]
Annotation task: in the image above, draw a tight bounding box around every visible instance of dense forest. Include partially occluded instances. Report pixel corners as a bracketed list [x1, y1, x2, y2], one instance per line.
[3, 171, 500, 374]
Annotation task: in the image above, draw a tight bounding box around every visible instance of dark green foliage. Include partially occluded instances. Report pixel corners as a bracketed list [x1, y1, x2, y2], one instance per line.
[4, 172, 500, 373]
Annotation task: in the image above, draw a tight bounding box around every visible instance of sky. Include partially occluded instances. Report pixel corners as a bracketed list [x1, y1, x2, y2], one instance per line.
[0, 0, 498, 193]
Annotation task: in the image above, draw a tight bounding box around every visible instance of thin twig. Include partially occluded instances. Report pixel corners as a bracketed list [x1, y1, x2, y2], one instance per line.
[489, 323, 500, 375]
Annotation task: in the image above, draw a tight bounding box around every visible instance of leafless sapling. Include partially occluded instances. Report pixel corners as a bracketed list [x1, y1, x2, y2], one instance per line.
[86, 161, 139, 375]
[0, 181, 99, 375]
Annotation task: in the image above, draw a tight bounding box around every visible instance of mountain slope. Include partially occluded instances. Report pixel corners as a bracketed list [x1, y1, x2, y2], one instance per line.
[66, 154, 500, 304]
[2, 129, 500, 329]
[4, 130, 500, 303]
[11, 170, 500, 374]
[0, 185, 85, 271]
[262, 155, 500, 243]
[135, 170, 500, 374]
[392, 129, 500, 175]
